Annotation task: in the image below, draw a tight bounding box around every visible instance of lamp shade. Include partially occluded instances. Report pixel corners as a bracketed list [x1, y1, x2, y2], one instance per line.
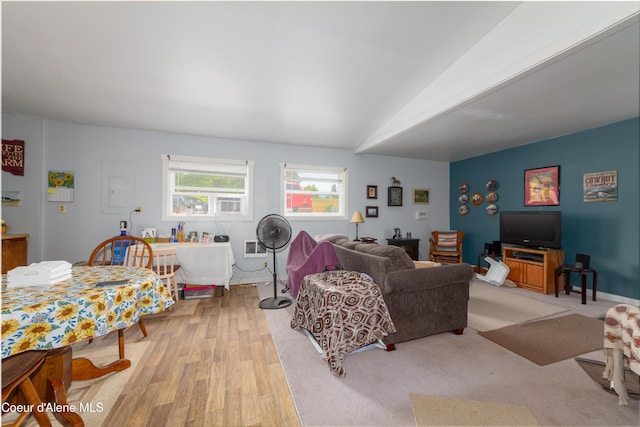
[350, 211, 364, 223]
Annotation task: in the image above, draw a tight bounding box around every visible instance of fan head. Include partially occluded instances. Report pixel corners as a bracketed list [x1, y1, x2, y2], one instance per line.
[256, 214, 292, 250]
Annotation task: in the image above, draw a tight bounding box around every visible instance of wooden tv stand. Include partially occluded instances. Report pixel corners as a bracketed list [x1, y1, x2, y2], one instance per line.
[502, 246, 564, 294]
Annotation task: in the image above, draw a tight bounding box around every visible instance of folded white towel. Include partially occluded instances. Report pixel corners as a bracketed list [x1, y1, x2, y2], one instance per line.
[7, 273, 72, 288]
[7, 260, 73, 287]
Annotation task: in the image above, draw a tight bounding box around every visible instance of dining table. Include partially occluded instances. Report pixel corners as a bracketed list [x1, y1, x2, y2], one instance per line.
[1, 265, 174, 424]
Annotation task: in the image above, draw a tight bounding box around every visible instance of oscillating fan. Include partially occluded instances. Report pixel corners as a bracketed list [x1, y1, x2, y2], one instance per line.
[256, 214, 293, 309]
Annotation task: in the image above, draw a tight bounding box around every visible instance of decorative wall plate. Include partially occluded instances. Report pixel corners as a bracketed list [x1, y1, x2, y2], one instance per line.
[459, 183, 469, 193]
[486, 204, 498, 215]
[470, 192, 483, 205]
[458, 205, 468, 215]
[486, 180, 498, 191]
[458, 194, 468, 204]
[486, 192, 498, 202]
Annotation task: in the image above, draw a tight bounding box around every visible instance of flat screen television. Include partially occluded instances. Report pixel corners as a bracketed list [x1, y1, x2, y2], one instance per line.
[500, 211, 561, 249]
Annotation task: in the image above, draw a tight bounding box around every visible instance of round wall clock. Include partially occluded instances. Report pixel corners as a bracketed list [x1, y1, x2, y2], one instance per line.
[470, 192, 483, 205]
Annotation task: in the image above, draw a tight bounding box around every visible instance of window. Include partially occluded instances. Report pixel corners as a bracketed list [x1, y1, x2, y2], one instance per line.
[162, 155, 254, 221]
[280, 163, 348, 219]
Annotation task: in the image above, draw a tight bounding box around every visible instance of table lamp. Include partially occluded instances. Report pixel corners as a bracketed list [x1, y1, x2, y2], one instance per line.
[350, 211, 365, 241]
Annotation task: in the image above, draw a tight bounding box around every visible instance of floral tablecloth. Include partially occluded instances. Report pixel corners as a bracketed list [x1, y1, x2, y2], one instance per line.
[1, 266, 174, 357]
[291, 270, 396, 377]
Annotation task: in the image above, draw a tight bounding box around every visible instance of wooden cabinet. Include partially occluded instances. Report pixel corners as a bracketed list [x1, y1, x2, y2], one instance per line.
[2, 234, 29, 274]
[502, 246, 563, 294]
[387, 238, 420, 261]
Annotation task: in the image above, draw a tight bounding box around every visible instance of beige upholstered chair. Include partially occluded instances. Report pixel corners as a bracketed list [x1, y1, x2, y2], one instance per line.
[429, 231, 464, 264]
[152, 246, 180, 301]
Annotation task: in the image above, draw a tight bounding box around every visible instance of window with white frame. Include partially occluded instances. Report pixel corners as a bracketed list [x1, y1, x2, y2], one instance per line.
[280, 163, 348, 219]
[162, 155, 254, 221]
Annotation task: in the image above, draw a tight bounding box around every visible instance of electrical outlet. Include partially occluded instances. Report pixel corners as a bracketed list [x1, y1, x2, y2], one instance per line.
[134, 205, 142, 213]
[264, 261, 268, 268]
[57, 204, 67, 214]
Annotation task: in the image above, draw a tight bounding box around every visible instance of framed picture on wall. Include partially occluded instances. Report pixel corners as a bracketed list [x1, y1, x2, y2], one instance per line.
[388, 186, 403, 206]
[367, 185, 378, 199]
[524, 165, 560, 206]
[412, 188, 430, 204]
[366, 206, 379, 218]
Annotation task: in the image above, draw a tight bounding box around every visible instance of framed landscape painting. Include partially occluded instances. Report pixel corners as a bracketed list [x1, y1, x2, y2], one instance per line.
[366, 206, 379, 218]
[412, 189, 430, 204]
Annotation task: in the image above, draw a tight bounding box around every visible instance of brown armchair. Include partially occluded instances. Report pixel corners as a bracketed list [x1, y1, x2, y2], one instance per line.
[429, 231, 464, 264]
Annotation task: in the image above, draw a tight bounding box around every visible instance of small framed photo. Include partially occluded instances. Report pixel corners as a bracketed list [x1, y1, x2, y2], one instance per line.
[412, 188, 430, 204]
[366, 206, 379, 218]
[388, 186, 403, 206]
[367, 185, 378, 199]
[525, 165, 560, 206]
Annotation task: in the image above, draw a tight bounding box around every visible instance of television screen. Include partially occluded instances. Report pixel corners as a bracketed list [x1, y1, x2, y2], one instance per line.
[500, 211, 561, 249]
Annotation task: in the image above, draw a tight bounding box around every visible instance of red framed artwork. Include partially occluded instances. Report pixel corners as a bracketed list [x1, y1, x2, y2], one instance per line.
[524, 165, 560, 206]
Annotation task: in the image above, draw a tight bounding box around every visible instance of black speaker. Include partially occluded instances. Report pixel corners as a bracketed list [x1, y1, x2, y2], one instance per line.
[483, 242, 493, 255]
[492, 241, 501, 256]
[575, 253, 590, 269]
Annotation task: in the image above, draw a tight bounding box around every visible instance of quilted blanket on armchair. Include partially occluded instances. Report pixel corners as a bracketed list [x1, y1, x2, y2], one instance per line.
[286, 231, 341, 296]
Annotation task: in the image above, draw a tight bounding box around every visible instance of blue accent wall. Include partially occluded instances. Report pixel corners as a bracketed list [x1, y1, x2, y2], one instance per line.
[450, 118, 639, 300]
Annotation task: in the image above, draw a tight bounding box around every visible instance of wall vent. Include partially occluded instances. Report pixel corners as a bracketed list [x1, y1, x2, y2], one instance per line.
[244, 240, 268, 258]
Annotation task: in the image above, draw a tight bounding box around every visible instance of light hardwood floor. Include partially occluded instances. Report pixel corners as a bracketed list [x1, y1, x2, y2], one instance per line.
[98, 285, 301, 426]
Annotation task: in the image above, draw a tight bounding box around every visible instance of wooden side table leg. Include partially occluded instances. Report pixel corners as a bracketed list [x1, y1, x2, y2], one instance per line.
[581, 273, 587, 304]
[592, 270, 597, 301]
[564, 270, 571, 295]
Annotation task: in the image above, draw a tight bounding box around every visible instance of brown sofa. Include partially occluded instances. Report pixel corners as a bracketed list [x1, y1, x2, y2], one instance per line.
[332, 239, 473, 348]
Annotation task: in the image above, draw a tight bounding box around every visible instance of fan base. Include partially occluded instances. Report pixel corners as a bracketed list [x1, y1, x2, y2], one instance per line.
[259, 297, 292, 309]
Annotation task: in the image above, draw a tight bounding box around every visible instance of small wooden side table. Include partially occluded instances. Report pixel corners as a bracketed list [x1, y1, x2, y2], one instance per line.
[387, 238, 420, 260]
[555, 265, 597, 304]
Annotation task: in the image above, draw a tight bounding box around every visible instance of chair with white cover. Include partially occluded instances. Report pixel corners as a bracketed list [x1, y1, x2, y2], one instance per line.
[152, 246, 180, 302]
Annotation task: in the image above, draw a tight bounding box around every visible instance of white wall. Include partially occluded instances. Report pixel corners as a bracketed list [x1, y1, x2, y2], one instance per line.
[2, 114, 451, 284]
[1, 113, 44, 262]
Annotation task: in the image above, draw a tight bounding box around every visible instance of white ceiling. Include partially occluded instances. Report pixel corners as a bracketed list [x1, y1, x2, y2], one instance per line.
[2, 2, 639, 162]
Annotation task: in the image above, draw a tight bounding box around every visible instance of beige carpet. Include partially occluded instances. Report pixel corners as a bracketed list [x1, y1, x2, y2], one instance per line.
[17, 340, 150, 427]
[256, 283, 639, 426]
[575, 357, 640, 398]
[410, 393, 541, 426]
[479, 314, 604, 366]
[468, 281, 566, 332]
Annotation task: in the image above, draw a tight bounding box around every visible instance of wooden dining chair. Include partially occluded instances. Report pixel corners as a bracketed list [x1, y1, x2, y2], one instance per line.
[87, 236, 153, 358]
[152, 246, 181, 301]
[87, 235, 153, 269]
[429, 231, 464, 264]
[2, 351, 52, 427]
